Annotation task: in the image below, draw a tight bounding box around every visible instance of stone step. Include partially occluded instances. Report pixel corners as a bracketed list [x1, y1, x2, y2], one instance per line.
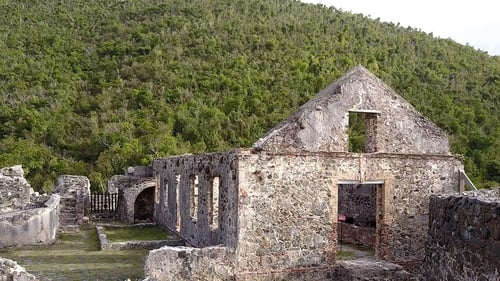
[332, 258, 413, 280]
[59, 225, 80, 233]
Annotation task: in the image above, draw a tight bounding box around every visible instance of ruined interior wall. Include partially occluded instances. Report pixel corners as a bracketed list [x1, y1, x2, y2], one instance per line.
[153, 152, 238, 248]
[143, 246, 234, 281]
[0, 194, 60, 248]
[421, 189, 500, 281]
[235, 152, 462, 278]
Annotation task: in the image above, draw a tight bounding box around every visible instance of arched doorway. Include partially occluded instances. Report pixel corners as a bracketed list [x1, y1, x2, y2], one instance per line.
[134, 186, 155, 222]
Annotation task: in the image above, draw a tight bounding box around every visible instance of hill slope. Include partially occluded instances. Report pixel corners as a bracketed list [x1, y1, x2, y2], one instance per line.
[0, 0, 498, 190]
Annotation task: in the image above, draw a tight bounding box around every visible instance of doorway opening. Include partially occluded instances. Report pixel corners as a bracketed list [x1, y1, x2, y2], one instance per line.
[337, 183, 379, 251]
[134, 186, 155, 222]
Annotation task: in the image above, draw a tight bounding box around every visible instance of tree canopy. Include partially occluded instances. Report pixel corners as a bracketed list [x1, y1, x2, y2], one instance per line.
[0, 0, 498, 191]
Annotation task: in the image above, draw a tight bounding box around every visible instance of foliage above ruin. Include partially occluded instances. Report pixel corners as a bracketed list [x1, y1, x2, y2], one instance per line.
[0, 0, 498, 191]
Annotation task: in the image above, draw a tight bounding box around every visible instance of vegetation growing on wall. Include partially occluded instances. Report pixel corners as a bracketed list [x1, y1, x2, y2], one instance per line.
[0, 0, 498, 191]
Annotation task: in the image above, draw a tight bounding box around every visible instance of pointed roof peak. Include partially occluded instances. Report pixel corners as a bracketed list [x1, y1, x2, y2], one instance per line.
[252, 65, 451, 155]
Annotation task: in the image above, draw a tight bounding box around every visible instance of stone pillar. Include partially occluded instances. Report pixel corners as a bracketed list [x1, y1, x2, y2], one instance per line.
[365, 113, 378, 153]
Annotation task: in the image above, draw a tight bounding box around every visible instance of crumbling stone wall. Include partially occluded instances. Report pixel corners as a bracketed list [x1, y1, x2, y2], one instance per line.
[421, 188, 500, 281]
[143, 246, 234, 281]
[153, 152, 239, 248]
[126, 166, 153, 177]
[53, 175, 90, 229]
[0, 194, 60, 247]
[0, 257, 37, 281]
[236, 151, 462, 278]
[0, 166, 60, 247]
[0, 166, 33, 214]
[236, 152, 337, 279]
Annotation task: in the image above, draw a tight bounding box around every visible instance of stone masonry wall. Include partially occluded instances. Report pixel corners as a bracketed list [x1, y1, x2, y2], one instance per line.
[235, 151, 462, 278]
[236, 152, 337, 280]
[153, 152, 239, 248]
[0, 257, 37, 281]
[0, 194, 60, 247]
[143, 246, 235, 281]
[0, 166, 33, 214]
[372, 154, 462, 265]
[421, 188, 500, 281]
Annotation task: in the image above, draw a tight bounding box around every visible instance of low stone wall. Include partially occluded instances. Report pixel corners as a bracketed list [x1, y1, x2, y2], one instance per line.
[143, 246, 235, 281]
[422, 188, 500, 280]
[0, 257, 37, 281]
[338, 222, 375, 248]
[0, 194, 60, 248]
[96, 226, 184, 250]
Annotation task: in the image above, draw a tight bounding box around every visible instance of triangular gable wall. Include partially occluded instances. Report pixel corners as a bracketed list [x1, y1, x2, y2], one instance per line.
[253, 65, 450, 155]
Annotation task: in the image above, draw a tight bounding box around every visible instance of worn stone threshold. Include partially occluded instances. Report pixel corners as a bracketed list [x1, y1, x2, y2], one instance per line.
[334, 258, 415, 280]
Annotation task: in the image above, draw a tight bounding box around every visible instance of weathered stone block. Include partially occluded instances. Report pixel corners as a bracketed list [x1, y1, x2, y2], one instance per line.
[0, 257, 37, 281]
[143, 246, 234, 281]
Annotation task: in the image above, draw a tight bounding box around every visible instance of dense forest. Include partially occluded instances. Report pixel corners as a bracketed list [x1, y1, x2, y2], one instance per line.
[0, 0, 498, 191]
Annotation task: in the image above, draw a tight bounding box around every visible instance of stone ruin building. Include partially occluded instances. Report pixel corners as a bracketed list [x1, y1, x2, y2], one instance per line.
[1, 66, 498, 281]
[0, 165, 60, 248]
[142, 66, 468, 280]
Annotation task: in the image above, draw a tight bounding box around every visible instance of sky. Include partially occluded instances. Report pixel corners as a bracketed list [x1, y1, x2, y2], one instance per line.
[300, 0, 500, 56]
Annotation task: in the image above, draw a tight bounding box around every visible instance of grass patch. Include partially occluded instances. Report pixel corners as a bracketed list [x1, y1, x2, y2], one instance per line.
[0, 225, 149, 280]
[105, 225, 169, 242]
[336, 250, 356, 260]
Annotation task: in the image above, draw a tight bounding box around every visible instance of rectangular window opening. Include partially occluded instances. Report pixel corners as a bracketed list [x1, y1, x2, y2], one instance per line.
[189, 175, 199, 222]
[209, 176, 220, 230]
[175, 174, 181, 232]
[348, 111, 378, 153]
[163, 178, 168, 207]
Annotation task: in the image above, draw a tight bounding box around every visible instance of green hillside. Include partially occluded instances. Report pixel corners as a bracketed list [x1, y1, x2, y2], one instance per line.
[0, 0, 498, 191]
